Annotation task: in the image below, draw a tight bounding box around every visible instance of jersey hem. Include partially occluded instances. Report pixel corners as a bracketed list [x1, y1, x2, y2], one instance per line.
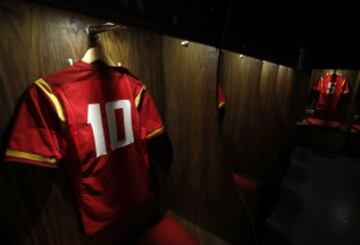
[83, 194, 156, 235]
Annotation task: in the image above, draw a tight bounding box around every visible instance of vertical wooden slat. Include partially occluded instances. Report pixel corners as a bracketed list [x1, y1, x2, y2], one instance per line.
[221, 52, 264, 178]
[162, 39, 253, 244]
[162, 37, 223, 197]
[221, 51, 295, 180]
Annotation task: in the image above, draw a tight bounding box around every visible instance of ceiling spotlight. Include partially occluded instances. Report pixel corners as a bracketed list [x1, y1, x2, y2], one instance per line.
[181, 40, 189, 47]
[239, 54, 244, 58]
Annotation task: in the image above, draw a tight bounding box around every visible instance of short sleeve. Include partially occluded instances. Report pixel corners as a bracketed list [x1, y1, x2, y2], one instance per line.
[137, 87, 164, 139]
[217, 82, 225, 108]
[4, 82, 65, 168]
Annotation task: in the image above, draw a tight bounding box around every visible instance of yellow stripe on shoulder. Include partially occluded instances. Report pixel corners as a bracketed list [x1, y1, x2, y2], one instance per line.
[135, 86, 146, 108]
[6, 149, 57, 164]
[35, 78, 66, 122]
[146, 127, 165, 139]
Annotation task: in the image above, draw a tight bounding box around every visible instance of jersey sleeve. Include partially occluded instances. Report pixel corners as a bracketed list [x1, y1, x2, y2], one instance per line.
[217, 82, 225, 109]
[4, 81, 65, 168]
[136, 87, 164, 139]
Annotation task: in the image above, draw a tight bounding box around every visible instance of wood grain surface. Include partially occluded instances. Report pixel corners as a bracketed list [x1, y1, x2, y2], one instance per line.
[161, 38, 254, 244]
[220, 51, 295, 180]
[220, 52, 263, 178]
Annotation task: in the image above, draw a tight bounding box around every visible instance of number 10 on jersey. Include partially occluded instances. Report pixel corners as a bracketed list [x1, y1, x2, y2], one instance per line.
[87, 100, 134, 157]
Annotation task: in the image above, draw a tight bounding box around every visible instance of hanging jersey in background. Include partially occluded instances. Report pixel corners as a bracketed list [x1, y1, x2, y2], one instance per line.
[4, 61, 164, 235]
[313, 73, 350, 112]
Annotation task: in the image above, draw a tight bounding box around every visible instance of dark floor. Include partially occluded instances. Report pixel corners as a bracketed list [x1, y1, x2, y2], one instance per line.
[260, 147, 360, 245]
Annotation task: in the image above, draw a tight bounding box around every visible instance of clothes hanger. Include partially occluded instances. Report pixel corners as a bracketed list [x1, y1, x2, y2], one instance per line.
[331, 69, 342, 76]
[81, 46, 106, 64]
[81, 23, 126, 65]
[326, 69, 342, 77]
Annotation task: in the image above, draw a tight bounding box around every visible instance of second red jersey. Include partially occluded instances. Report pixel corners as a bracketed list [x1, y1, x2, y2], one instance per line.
[4, 61, 164, 234]
[313, 73, 350, 112]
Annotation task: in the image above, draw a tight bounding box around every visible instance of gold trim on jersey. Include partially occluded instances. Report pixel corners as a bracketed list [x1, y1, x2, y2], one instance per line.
[35, 78, 66, 122]
[5, 149, 57, 164]
[146, 127, 165, 139]
[135, 86, 146, 108]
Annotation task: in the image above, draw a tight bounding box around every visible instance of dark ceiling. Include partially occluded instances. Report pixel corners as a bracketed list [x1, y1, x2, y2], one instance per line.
[33, 0, 360, 69]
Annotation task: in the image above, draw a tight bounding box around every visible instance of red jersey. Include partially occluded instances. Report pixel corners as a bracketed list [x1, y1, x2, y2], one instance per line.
[4, 61, 164, 235]
[313, 73, 350, 112]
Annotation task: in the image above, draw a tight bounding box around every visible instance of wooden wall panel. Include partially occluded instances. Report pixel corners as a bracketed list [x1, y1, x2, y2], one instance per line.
[162, 40, 254, 244]
[277, 66, 294, 128]
[162, 38, 221, 195]
[293, 71, 313, 122]
[98, 29, 164, 113]
[347, 72, 360, 156]
[221, 52, 263, 178]
[221, 51, 295, 180]
[259, 61, 282, 173]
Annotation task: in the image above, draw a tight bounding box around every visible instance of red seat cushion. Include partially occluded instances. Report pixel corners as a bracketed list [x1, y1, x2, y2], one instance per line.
[232, 173, 258, 199]
[306, 117, 341, 128]
[352, 123, 360, 132]
[135, 216, 198, 245]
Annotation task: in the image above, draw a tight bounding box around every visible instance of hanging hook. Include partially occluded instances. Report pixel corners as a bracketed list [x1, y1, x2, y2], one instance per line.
[85, 22, 126, 42]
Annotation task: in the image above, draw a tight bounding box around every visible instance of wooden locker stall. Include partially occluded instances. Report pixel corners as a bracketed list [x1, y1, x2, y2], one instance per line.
[0, 1, 254, 244]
